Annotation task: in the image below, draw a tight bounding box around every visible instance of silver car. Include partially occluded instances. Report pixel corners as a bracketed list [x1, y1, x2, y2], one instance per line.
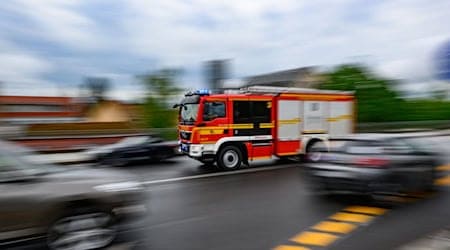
[304, 134, 443, 195]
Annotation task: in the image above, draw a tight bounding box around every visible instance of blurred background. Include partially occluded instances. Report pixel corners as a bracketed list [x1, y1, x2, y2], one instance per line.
[0, 1, 450, 249]
[0, 0, 449, 150]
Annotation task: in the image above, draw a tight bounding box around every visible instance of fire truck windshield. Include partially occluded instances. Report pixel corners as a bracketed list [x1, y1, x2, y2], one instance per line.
[180, 104, 199, 124]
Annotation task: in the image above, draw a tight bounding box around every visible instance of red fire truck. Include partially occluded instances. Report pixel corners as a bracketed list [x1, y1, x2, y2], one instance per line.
[175, 86, 354, 170]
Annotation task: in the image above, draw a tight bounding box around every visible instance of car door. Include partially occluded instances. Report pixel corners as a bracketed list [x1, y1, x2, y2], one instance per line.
[0, 171, 47, 241]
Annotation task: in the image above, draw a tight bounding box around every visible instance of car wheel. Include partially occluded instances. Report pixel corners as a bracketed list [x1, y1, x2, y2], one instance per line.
[217, 145, 242, 171]
[47, 211, 117, 250]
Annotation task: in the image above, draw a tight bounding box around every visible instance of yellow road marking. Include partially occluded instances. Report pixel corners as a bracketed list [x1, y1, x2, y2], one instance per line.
[435, 176, 450, 186]
[291, 231, 338, 247]
[312, 221, 357, 234]
[273, 245, 310, 250]
[330, 212, 373, 223]
[436, 164, 450, 171]
[344, 206, 387, 215]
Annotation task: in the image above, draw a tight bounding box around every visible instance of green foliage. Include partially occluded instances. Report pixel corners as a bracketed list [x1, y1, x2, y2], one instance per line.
[320, 64, 450, 122]
[140, 69, 183, 128]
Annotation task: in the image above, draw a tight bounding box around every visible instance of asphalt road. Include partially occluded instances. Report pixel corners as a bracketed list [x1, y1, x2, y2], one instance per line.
[99, 135, 450, 250]
[14, 135, 450, 250]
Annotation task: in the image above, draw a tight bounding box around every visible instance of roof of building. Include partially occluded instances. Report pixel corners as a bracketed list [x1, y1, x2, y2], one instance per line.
[245, 67, 314, 86]
[0, 96, 73, 105]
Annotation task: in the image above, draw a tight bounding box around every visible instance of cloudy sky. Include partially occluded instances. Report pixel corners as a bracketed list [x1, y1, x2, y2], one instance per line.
[0, 0, 449, 100]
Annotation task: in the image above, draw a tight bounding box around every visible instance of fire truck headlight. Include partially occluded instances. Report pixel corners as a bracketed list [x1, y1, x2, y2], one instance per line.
[190, 145, 203, 152]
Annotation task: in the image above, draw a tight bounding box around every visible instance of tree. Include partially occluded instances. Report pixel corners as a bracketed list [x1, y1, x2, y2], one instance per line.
[320, 64, 406, 122]
[83, 77, 111, 101]
[139, 69, 183, 128]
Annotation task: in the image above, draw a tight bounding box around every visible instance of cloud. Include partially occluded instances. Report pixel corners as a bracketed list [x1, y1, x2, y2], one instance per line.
[2, 0, 105, 50]
[0, 38, 56, 94]
[120, 0, 450, 83]
[0, 0, 450, 99]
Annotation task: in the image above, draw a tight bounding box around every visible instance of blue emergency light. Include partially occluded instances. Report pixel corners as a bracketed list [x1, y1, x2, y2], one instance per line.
[195, 89, 211, 95]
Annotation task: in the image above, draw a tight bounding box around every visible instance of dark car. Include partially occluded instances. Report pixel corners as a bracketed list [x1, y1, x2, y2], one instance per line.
[85, 136, 177, 167]
[0, 141, 147, 249]
[304, 134, 443, 196]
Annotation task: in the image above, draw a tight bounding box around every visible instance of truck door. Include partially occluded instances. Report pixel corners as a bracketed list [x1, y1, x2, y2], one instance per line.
[276, 99, 302, 156]
[303, 101, 328, 134]
[200, 99, 229, 142]
[232, 100, 273, 160]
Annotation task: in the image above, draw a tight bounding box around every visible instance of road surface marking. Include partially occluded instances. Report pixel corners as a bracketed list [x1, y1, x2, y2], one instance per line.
[273, 245, 310, 250]
[330, 212, 374, 223]
[312, 221, 357, 234]
[344, 206, 387, 215]
[291, 231, 338, 247]
[143, 164, 295, 185]
[435, 176, 450, 186]
[273, 205, 388, 249]
[436, 164, 450, 171]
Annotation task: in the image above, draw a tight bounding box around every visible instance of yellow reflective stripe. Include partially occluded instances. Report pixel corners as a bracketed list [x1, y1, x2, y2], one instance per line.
[251, 156, 272, 160]
[312, 221, 357, 234]
[260, 123, 274, 128]
[279, 118, 302, 125]
[277, 152, 298, 156]
[193, 124, 255, 131]
[291, 231, 338, 247]
[303, 130, 326, 134]
[230, 124, 254, 129]
[199, 129, 224, 135]
[327, 114, 353, 122]
[343, 206, 387, 215]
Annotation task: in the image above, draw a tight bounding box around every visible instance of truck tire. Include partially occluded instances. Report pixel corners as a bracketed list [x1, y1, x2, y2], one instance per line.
[305, 140, 324, 163]
[217, 145, 242, 171]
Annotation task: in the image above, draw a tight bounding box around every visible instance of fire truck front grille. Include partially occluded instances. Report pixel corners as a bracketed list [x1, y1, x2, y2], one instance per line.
[180, 131, 192, 140]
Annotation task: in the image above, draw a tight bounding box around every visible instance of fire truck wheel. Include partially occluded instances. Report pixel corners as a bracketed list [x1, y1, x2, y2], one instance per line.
[217, 145, 242, 171]
[306, 140, 324, 163]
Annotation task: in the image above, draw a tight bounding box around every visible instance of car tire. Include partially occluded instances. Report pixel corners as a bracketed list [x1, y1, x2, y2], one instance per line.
[217, 145, 242, 171]
[47, 209, 117, 250]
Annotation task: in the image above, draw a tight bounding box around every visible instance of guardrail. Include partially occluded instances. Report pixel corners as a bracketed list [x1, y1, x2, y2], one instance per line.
[357, 120, 450, 132]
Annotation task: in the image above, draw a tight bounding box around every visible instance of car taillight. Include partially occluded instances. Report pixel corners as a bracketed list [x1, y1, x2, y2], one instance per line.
[354, 158, 389, 168]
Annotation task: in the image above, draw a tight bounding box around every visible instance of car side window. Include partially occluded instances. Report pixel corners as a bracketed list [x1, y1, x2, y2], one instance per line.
[346, 140, 383, 154]
[382, 139, 414, 155]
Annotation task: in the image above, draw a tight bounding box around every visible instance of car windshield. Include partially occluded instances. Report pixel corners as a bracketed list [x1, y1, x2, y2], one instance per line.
[180, 104, 199, 124]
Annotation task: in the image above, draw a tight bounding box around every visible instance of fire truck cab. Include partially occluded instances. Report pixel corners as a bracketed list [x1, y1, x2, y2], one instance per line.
[175, 86, 354, 170]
